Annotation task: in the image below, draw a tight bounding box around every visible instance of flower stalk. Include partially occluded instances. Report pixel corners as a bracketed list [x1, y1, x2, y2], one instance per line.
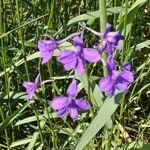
[99, 0, 107, 76]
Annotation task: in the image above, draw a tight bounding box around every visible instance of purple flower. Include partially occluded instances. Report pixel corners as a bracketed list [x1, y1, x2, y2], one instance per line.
[57, 36, 101, 75]
[23, 74, 40, 100]
[51, 79, 90, 121]
[38, 37, 58, 64]
[99, 23, 125, 55]
[99, 57, 134, 97]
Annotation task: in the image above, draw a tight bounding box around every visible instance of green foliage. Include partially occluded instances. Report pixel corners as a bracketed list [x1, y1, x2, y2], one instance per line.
[0, 0, 149, 149]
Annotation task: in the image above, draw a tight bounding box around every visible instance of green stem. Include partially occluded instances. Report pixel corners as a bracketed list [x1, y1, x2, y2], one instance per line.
[47, 61, 61, 95]
[0, 0, 10, 148]
[99, 1, 110, 149]
[121, 0, 128, 63]
[46, 0, 55, 34]
[99, 0, 107, 76]
[0, 105, 10, 149]
[99, 0, 107, 32]
[31, 103, 44, 143]
[15, 0, 29, 80]
[116, 95, 125, 142]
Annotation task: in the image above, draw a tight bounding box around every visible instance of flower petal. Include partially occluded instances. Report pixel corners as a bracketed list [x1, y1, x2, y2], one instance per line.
[23, 82, 36, 100]
[123, 62, 131, 71]
[38, 39, 57, 52]
[106, 42, 114, 55]
[41, 50, 53, 64]
[119, 70, 134, 84]
[106, 31, 119, 43]
[106, 23, 112, 32]
[75, 57, 85, 75]
[75, 98, 90, 110]
[57, 50, 77, 71]
[116, 83, 128, 93]
[107, 56, 116, 73]
[69, 107, 78, 121]
[107, 88, 115, 97]
[34, 74, 40, 86]
[99, 76, 115, 97]
[57, 50, 76, 64]
[67, 79, 78, 97]
[51, 96, 68, 110]
[83, 48, 101, 62]
[38, 39, 57, 64]
[73, 36, 84, 47]
[58, 106, 68, 117]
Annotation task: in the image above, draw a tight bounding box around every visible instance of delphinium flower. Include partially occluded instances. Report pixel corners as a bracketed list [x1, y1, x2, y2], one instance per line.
[99, 23, 124, 55]
[38, 36, 58, 64]
[37, 33, 81, 64]
[99, 57, 134, 97]
[57, 36, 101, 75]
[98, 23, 125, 55]
[23, 74, 40, 100]
[51, 79, 90, 121]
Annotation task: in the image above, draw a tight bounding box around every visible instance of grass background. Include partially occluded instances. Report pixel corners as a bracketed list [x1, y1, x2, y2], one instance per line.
[0, 0, 149, 149]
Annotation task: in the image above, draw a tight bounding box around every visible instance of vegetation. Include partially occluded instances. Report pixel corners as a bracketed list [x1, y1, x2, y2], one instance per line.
[0, 0, 149, 149]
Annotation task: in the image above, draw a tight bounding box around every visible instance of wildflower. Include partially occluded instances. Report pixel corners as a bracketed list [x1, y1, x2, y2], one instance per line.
[38, 37, 58, 64]
[23, 74, 40, 100]
[99, 23, 124, 55]
[99, 57, 134, 97]
[57, 36, 101, 75]
[51, 79, 90, 121]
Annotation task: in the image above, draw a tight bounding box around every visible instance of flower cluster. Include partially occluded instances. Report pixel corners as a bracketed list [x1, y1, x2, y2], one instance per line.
[51, 80, 90, 121]
[23, 23, 134, 121]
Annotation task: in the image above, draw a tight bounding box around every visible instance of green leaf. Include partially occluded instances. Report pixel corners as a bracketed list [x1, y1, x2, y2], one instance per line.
[10, 138, 31, 148]
[26, 120, 46, 150]
[135, 40, 150, 50]
[15, 112, 57, 126]
[0, 42, 73, 77]
[91, 82, 104, 107]
[75, 92, 123, 150]
[0, 101, 32, 132]
[118, 0, 149, 36]
[56, 7, 125, 34]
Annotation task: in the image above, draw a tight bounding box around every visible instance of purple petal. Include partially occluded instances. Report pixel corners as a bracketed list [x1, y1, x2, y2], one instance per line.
[98, 40, 107, 52]
[106, 42, 114, 55]
[102, 23, 112, 37]
[57, 50, 76, 64]
[123, 62, 131, 71]
[119, 70, 134, 84]
[73, 36, 84, 47]
[116, 34, 125, 40]
[83, 48, 101, 62]
[23, 82, 36, 100]
[111, 70, 121, 80]
[57, 50, 77, 71]
[99, 76, 115, 96]
[107, 56, 116, 73]
[75, 57, 85, 75]
[69, 107, 78, 121]
[34, 74, 40, 86]
[58, 106, 68, 117]
[106, 31, 119, 43]
[51, 96, 68, 110]
[38, 39, 57, 64]
[107, 88, 115, 97]
[106, 23, 112, 31]
[75, 98, 90, 110]
[41, 50, 53, 64]
[116, 83, 128, 93]
[63, 59, 77, 71]
[67, 79, 78, 97]
[38, 39, 57, 52]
